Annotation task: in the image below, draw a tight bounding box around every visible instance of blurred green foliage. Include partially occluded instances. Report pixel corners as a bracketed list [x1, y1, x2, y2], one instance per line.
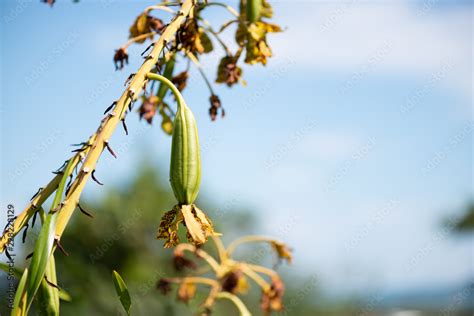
[0, 161, 337, 315]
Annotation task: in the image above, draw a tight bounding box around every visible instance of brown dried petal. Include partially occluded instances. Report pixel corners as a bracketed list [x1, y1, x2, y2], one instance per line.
[173, 251, 197, 271]
[172, 71, 189, 92]
[113, 48, 129, 70]
[156, 278, 172, 295]
[157, 205, 217, 248]
[209, 95, 224, 121]
[139, 96, 158, 124]
[270, 241, 292, 264]
[157, 207, 182, 248]
[221, 269, 248, 294]
[216, 57, 242, 87]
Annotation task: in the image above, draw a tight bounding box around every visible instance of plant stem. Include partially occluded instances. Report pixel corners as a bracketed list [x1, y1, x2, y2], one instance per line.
[0, 135, 96, 252]
[215, 292, 252, 316]
[54, 0, 195, 240]
[175, 243, 221, 274]
[122, 32, 156, 49]
[226, 235, 278, 256]
[204, 2, 240, 18]
[185, 52, 216, 95]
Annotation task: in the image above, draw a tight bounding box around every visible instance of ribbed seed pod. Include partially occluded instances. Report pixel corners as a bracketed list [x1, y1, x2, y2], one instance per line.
[169, 100, 201, 205]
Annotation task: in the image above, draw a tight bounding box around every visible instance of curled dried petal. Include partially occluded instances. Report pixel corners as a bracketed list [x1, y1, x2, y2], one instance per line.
[270, 241, 292, 264]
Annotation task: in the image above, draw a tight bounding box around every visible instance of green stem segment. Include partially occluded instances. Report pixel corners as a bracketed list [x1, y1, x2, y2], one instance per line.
[147, 73, 186, 111]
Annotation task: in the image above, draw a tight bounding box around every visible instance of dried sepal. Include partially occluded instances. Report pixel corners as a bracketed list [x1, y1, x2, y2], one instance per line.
[157, 206, 182, 248]
[182, 205, 216, 246]
[157, 204, 217, 248]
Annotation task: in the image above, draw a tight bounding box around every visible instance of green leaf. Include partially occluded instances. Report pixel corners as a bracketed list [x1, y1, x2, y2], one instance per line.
[37, 253, 60, 316]
[112, 270, 131, 315]
[23, 211, 58, 312]
[0, 262, 22, 278]
[12, 268, 28, 316]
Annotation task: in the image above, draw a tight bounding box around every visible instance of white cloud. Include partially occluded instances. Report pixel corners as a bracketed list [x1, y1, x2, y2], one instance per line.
[271, 2, 472, 99]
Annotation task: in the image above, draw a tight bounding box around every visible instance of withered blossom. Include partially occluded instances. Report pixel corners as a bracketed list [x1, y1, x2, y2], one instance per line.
[216, 56, 242, 87]
[244, 22, 281, 65]
[114, 48, 129, 70]
[148, 16, 165, 33]
[156, 278, 172, 295]
[260, 276, 285, 314]
[270, 240, 292, 264]
[208, 94, 223, 121]
[157, 205, 217, 248]
[129, 14, 164, 43]
[176, 18, 213, 54]
[172, 71, 189, 92]
[139, 95, 158, 124]
[173, 250, 197, 271]
[221, 269, 248, 294]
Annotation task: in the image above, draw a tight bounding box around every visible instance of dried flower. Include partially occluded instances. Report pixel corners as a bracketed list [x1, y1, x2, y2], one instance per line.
[114, 48, 129, 70]
[176, 19, 213, 54]
[216, 56, 242, 87]
[139, 95, 158, 124]
[209, 95, 223, 121]
[148, 16, 165, 33]
[221, 269, 248, 294]
[177, 282, 197, 304]
[156, 278, 172, 295]
[172, 71, 189, 92]
[260, 276, 285, 314]
[157, 204, 217, 248]
[129, 14, 163, 43]
[270, 240, 292, 264]
[173, 250, 197, 271]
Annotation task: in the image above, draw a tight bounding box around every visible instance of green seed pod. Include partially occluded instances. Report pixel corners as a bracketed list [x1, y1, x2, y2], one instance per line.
[145, 72, 201, 205]
[246, 0, 262, 23]
[169, 101, 201, 204]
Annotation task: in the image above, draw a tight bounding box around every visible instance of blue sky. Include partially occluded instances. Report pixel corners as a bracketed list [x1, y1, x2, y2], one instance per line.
[1, 0, 472, 298]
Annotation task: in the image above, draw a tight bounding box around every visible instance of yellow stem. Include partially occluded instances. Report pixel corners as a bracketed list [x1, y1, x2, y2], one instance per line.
[144, 4, 176, 14]
[175, 243, 222, 274]
[244, 263, 278, 278]
[122, 32, 156, 49]
[166, 276, 219, 288]
[54, 0, 196, 239]
[226, 235, 277, 257]
[240, 264, 270, 292]
[211, 235, 228, 263]
[216, 292, 252, 316]
[0, 135, 96, 252]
